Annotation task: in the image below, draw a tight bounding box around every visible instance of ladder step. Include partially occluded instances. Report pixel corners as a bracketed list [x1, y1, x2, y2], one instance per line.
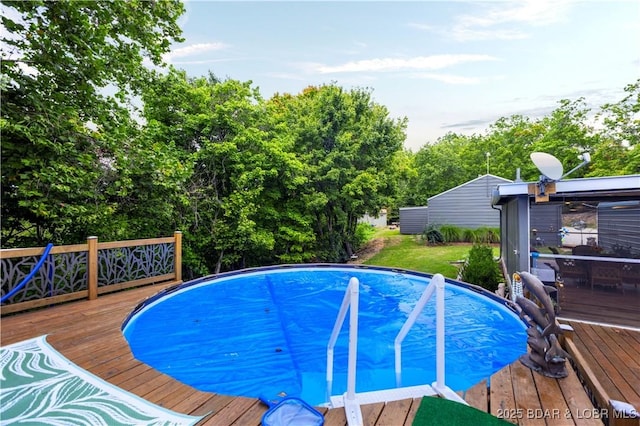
[329, 384, 437, 408]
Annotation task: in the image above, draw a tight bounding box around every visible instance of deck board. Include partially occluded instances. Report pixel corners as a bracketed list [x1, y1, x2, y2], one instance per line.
[207, 397, 259, 425]
[2, 283, 639, 425]
[556, 363, 603, 426]
[403, 399, 421, 426]
[511, 361, 546, 426]
[593, 329, 640, 402]
[490, 364, 518, 423]
[567, 322, 640, 410]
[464, 379, 488, 412]
[374, 398, 414, 426]
[361, 402, 385, 426]
[530, 372, 573, 426]
[484, 353, 606, 426]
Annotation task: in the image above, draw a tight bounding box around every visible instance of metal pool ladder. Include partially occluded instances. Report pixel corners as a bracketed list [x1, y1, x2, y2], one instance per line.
[326, 273, 467, 426]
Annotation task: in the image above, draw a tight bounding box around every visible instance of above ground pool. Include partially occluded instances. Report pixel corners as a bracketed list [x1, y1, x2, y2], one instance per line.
[122, 265, 527, 406]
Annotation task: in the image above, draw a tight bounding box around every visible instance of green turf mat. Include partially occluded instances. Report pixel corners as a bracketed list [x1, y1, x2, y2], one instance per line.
[1, 335, 202, 426]
[413, 396, 510, 426]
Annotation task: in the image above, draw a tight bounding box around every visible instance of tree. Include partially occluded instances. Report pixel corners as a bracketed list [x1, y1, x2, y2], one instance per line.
[411, 133, 473, 204]
[592, 80, 640, 175]
[278, 85, 407, 261]
[532, 98, 598, 179]
[483, 115, 545, 181]
[1, 0, 185, 247]
[386, 149, 418, 220]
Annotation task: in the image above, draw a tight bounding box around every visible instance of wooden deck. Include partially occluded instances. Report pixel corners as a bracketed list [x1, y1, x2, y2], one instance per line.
[1, 283, 639, 425]
[564, 321, 640, 409]
[465, 360, 602, 425]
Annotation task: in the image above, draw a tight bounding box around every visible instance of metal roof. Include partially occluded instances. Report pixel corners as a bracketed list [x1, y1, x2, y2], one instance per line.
[428, 174, 512, 202]
[492, 174, 640, 205]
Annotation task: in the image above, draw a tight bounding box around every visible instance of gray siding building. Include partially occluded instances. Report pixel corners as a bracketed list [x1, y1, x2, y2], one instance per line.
[359, 210, 388, 228]
[399, 174, 512, 234]
[426, 174, 512, 229]
[399, 206, 429, 235]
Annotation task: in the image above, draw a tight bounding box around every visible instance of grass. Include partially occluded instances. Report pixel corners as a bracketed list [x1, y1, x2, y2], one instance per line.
[362, 228, 481, 279]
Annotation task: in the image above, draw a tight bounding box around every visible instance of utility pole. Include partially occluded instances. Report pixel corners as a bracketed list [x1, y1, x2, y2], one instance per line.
[485, 152, 491, 175]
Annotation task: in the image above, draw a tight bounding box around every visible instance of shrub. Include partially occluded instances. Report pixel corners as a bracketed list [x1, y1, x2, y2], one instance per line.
[439, 225, 462, 243]
[421, 224, 445, 245]
[486, 227, 500, 243]
[354, 223, 376, 251]
[474, 227, 500, 244]
[459, 243, 502, 292]
[462, 228, 477, 243]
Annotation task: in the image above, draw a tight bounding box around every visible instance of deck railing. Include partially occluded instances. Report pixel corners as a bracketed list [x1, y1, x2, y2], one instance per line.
[0, 231, 182, 315]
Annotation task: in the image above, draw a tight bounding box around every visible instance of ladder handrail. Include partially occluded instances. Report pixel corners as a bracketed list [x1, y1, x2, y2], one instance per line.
[326, 276, 359, 402]
[327, 272, 465, 424]
[326, 277, 363, 426]
[394, 273, 444, 388]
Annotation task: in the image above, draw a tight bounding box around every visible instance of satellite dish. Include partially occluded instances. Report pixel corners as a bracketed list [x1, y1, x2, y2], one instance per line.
[530, 152, 563, 181]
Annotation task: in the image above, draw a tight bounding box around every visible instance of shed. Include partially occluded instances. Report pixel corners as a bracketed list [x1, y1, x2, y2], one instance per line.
[426, 174, 512, 229]
[399, 206, 428, 235]
[359, 209, 388, 228]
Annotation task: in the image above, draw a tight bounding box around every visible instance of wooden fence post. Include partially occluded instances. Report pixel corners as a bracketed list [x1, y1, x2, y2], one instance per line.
[174, 231, 182, 283]
[87, 236, 98, 300]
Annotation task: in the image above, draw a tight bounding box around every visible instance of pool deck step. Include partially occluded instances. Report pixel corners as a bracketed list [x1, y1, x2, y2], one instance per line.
[328, 384, 437, 408]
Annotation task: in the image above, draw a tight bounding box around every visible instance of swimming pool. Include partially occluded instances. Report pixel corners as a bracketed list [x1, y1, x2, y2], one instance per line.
[122, 265, 527, 406]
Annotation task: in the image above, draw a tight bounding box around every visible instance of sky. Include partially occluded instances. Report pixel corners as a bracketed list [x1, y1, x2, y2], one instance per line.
[164, 1, 640, 151]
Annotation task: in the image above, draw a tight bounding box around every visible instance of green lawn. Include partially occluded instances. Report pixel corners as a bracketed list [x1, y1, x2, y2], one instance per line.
[362, 228, 496, 279]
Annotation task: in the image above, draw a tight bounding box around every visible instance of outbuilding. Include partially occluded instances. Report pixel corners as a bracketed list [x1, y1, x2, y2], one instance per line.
[399, 174, 511, 234]
[399, 206, 429, 235]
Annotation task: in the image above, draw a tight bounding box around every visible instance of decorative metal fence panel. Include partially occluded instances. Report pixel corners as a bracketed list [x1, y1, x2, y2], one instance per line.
[0, 253, 87, 304]
[98, 243, 174, 287]
[1, 232, 182, 314]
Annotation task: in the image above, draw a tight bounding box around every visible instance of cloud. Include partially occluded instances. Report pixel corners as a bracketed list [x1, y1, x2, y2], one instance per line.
[459, 0, 570, 28]
[413, 0, 573, 42]
[170, 58, 235, 65]
[408, 73, 481, 85]
[163, 42, 228, 63]
[449, 27, 528, 41]
[316, 54, 498, 74]
[441, 118, 493, 130]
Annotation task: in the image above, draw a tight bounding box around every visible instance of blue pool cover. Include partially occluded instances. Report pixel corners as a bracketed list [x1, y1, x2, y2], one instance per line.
[123, 265, 527, 406]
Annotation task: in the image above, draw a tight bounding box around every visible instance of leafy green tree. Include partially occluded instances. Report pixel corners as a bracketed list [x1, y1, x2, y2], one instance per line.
[411, 133, 473, 203]
[532, 98, 598, 179]
[141, 72, 262, 273]
[386, 149, 418, 220]
[140, 70, 319, 274]
[482, 115, 546, 181]
[106, 125, 191, 240]
[1, 0, 185, 247]
[278, 85, 407, 262]
[592, 80, 640, 175]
